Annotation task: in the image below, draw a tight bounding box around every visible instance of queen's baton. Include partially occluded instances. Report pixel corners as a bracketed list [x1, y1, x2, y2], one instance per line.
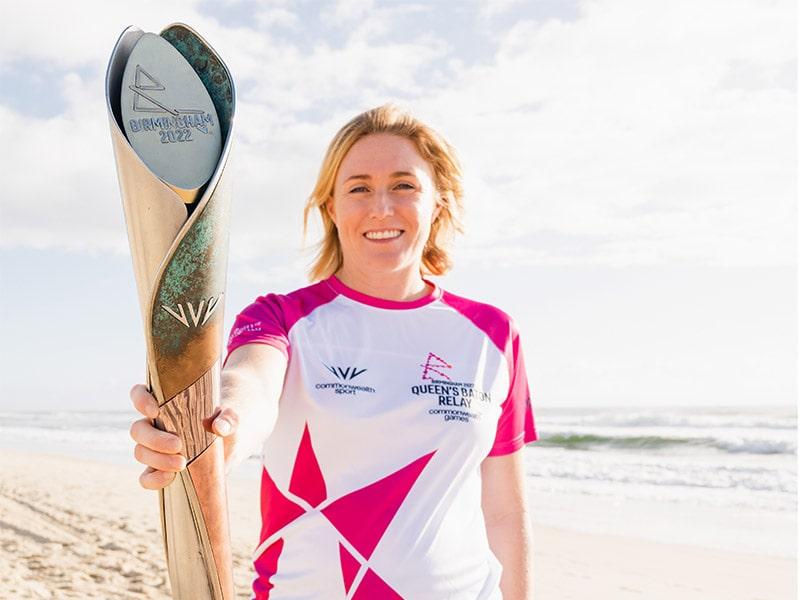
[105, 23, 236, 600]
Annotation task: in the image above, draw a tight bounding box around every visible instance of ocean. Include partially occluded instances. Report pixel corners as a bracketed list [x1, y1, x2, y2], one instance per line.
[530, 405, 796, 513]
[1, 404, 795, 556]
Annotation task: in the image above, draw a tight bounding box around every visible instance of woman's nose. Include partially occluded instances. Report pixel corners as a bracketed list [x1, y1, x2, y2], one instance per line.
[370, 189, 394, 218]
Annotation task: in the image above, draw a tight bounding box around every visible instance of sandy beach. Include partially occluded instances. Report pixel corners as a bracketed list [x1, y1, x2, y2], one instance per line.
[0, 449, 794, 599]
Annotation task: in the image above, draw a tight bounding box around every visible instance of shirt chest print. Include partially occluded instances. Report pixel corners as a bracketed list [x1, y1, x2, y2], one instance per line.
[413, 352, 495, 424]
[314, 361, 376, 396]
[254, 423, 436, 599]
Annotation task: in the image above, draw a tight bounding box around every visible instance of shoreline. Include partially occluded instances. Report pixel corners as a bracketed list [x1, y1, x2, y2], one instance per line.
[0, 449, 795, 599]
[2, 435, 793, 558]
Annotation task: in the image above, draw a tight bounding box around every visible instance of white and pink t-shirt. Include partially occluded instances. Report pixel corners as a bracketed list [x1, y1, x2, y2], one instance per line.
[225, 275, 537, 600]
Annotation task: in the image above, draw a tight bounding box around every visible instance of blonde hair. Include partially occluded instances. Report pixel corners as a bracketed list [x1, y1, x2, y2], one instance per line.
[303, 104, 465, 282]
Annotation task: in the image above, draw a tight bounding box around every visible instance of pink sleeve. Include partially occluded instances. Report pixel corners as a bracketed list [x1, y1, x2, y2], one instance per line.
[224, 282, 339, 367]
[224, 294, 290, 366]
[488, 322, 538, 457]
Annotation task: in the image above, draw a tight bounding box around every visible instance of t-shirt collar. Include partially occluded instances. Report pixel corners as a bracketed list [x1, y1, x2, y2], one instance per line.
[326, 274, 440, 310]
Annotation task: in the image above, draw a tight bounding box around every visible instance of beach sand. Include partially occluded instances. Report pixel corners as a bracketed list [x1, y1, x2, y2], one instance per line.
[0, 449, 794, 599]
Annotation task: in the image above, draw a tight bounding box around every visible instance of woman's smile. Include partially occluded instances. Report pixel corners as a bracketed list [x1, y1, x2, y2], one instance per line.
[364, 228, 404, 241]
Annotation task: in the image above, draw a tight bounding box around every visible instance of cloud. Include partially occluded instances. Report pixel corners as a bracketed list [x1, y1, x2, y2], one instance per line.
[255, 7, 299, 30]
[323, 0, 376, 23]
[0, 0, 209, 68]
[0, 74, 128, 253]
[0, 0, 794, 269]
[414, 0, 796, 266]
[477, 0, 527, 20]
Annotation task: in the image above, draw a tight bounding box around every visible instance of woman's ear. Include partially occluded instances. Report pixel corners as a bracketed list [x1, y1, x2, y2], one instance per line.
[432, 200, 443, 222]
[325, 198, 335, 223]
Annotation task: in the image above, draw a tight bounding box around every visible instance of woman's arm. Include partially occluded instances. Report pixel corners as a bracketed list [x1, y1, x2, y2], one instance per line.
[481, 448, 533, 600]
[130, 343, 287, 488]
[215, 343, 288, 470]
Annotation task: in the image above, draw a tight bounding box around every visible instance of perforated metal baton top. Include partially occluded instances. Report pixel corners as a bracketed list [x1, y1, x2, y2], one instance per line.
[120, 33, 222, 197]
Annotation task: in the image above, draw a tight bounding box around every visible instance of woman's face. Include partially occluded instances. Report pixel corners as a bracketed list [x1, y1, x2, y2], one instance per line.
[327, 133, 441, 276]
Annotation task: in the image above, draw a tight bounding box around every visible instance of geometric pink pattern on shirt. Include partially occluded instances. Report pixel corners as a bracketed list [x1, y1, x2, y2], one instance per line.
[259, 468, 305, 542]
[321, 450, 436, 560]
[338, 543, 360, 594]
[352, 568, 405, 600]
[252, 537, 284, 600]
[255, 424, 436, 597]
[289, 423, 327, 507]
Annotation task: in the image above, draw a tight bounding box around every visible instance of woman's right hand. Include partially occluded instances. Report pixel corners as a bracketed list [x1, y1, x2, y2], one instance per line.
[129, 384, 187, 490]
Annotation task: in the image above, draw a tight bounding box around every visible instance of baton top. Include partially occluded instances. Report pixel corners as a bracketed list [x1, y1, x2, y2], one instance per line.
[120, 33, 222, 197]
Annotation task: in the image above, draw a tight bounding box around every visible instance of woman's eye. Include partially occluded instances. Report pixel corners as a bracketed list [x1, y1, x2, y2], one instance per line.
[349, 185, 369, 193]
[394, 182, 415, 190]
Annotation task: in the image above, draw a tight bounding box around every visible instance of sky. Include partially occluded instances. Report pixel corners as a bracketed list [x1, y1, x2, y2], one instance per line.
[0, 0, 796, 411]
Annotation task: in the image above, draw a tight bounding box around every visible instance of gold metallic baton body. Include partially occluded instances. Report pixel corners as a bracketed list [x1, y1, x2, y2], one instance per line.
[105, 23, 236, 600]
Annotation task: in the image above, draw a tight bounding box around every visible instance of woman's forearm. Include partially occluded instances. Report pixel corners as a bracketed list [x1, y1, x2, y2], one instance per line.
[486, 510, 533, 600]
[217, 345, 288, 471]
[219, 367, 280, 470]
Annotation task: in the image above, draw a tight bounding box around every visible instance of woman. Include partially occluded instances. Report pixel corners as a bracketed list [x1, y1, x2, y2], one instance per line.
[130, 104, 538, 599]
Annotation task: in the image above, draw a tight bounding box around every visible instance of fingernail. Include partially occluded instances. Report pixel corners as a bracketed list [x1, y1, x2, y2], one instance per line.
[215, 419, 231, 436]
